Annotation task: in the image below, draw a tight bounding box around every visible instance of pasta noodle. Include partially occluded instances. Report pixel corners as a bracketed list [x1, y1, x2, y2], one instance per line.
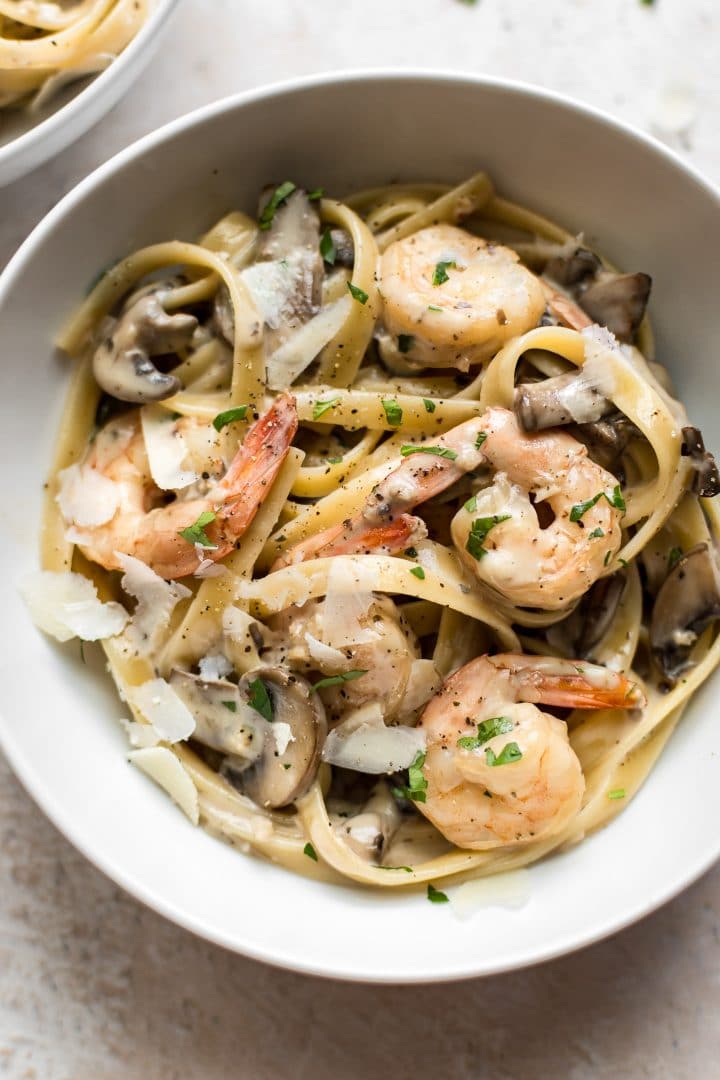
[31, 172, 720, 894]
[0, 0, 148, 111]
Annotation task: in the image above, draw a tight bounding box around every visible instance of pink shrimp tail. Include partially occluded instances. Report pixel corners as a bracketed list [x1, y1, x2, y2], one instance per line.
[272, 514, 423, 571]
[490, 654, 646, 711]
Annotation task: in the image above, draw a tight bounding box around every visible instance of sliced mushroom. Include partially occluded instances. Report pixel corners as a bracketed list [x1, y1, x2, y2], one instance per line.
[547, 572, 626, 658]
[238, 667, 327, 809]
[335, 781, 402, 863]
[578, 272, 652, 344]
[169, 669, 265, 772]
[93, 283, 197, 403]
[545, 246, 601, 287]
[328, 227, 355, 268]
[514, 368, 612, 432]
[682, 426, 720, 498]
[569, 415, 637, 473]
[650, 543, 720, 680]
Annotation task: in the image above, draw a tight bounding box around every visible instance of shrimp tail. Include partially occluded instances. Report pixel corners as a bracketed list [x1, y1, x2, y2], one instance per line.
[489, 654, 646, 710]
[216, 392, 298, 536]
[272, 514, 425, 570]
[541, 279, 593, 331]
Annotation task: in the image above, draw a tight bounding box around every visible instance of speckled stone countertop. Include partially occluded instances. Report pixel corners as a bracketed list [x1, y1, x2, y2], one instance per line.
[2, 2, 719, 1077]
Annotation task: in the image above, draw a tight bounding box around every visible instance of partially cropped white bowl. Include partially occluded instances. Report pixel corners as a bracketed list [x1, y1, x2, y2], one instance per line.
[1, 72, 719, 982]
[0, 0, 180, 187]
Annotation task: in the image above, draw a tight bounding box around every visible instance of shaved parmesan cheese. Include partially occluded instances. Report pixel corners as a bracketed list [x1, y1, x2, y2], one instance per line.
[322, 720, 425, 774]
[121, 719, 159, 748]
[448, 870, 531, 920]
[197, 653, 233, 681]
[304, 632, 347, 668]
[319, 560, 379, 648]
[129, 747, 199, 825]
[194, 557, 227, 579]
[399, 660, 442, 715]
[21, 570, 128, 643]
[141, 405, 199, 491]
[116, 553, 190, 653]
[241, 257, 304, 329]
[56, 463, 120, 527]
[266, 295, 352, 390]
[273, 721, 294, 756]
[127, 678, 195, 743]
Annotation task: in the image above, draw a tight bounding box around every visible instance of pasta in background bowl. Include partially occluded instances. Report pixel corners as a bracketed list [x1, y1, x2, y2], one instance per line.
[0, 0, 179, 186]
[1, 72, 719, 982]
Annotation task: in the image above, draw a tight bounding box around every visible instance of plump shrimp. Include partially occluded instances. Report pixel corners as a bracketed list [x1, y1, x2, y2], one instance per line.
[379, 225, 546, 369]
[64, 394, 298, 579]
[276, 406, 624, 610]
[418, 653, 644, 850]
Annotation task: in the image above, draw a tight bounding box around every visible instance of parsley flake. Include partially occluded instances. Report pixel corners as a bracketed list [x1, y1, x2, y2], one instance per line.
[312, 670, 367, 691]
[464, 495, 477, 513]
[570, 485, 626, 523]
[410, 566, 425, 580]
[320, 228, 336, 266]
[427, 884, 449, 904]
[303, 842, 318, 861]
[307, 187, 324, 200]
[212, 405, 248, 431]
[589, 527, 605, 539]
[392, 750, 428, 804]
[221, 700, 237, 713]
[432, 260, 456, 286]
[328, 455, 343, 464]
[259, 181, 296, 230]
[475, 432, 487, 450]
[382, 399, 403, 426]
[457, 716, 513, 751]
[608, 788, 626, 800]
[485, 741, 523, 766]
[400, 444, 458, 460]
[347, 281, 369, 305]
[178, 510, 217, 548]
[423, 398, 436, 413]
[247, 678, 273, 721]
[465, 514, 511, 560]
[668, 546, 683, 570]
[398, 334, 414, 354]
[427, 304, 443, 312]
[312, 397, 341, 420]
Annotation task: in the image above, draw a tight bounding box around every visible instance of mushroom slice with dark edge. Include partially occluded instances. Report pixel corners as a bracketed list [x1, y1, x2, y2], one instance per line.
[682, 426, 720, 498]
[650, 543, 720, 681]
[169, 669, 265, 772]
[578, 272, 652, 344]
[545, 246, 601, 287]
[569, 415, 637, 474]
[514, 368, 612, 433]
[336, 781, 401, 863]
[93, 283, 197, 403]
[238, 667, 327, 809]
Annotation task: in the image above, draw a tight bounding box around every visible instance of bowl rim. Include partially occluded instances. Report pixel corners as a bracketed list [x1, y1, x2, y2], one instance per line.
[0, 0, 181, 177]
[2, 68, 719, 983]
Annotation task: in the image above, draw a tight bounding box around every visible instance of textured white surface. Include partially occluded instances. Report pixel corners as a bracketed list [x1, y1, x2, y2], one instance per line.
[2, 0, 720, 1076]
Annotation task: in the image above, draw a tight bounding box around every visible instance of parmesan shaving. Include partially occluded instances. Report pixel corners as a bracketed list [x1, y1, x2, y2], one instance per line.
[304, 632, 347, 667]
[273, 721, 294, 756]
[197, 653, 233, 681]
[127, 678, 195, 743]
[21, 570, 128, 643]
[140, 405, 199, 491]
[266, 295, 352, 390]
[322, 718, 425, 774]
[318, 559, 379, 647]
[399, 659, 442, 715]
[129, 747, 199, 825]
[116, 553, 191, 653]
[56, 463, 120, 527]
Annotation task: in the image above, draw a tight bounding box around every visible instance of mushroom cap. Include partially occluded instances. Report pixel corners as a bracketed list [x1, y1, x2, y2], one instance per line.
[650, 543, 720, 680]
[579, 272, 652, 343]
[169, 669, 265, 769]
[682, 426, 720, 498]
[238, 667, 327, 809]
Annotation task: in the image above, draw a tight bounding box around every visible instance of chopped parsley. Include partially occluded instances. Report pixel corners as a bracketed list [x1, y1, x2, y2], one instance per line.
[589, 527, 605, 539]
[398, 334, 414, 354]
[608, 788, 626, 800]
[212, 405, 248, 431]
[178, 510, 216, 548]
[320, 228, 336, 265]
[427, 304, 443, 312]
[392, 750, 428, 804]
[311, 670, 367, 691]
[378, 865, 413, 873]
[410, 566, 425, 580]
[423, 398, 436, 413]
[247, 678, 273, 721]
[312, 396, 341, 420]
[485, 741, 523, 767]
[382, 399, 403, 426]
[668, 546, 683, 570]
[465, 514, 511, 560]
[307, 187, 324, 200]
[347, 281, 369, 305]
[259, 181, 296, 230]
[475, 432, 487, 450]
[221, 700, 237, 713]
[457, 716, 513, 751]
[427, 883, 449, 904]
[400, 445, 458, 460]
[432, 260, 456, 286]
[328, 455, 343, 464]
[569, 485, 626, 523]
[464, 495, 477, 513]
[303, 842, 318, 861]
[404, 546, 418, 558]
[604, 550, 613, 566]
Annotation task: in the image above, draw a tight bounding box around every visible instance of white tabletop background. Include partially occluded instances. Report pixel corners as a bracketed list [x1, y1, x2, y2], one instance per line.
[2, 1, 719, 1077]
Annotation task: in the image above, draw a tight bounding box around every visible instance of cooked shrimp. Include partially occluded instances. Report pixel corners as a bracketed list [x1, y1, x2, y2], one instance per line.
[65, 394, 298, 579]
[379, 225, 546, 368]
[418, 653, 644, 850]
[276, 406, 624, 610]
[266, 595, 422, 721]
[540, 278, 593, 331]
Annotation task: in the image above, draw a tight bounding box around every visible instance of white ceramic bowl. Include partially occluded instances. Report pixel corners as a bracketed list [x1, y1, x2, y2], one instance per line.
[1, 72, 719, 983]
[0, 0, 180, 187]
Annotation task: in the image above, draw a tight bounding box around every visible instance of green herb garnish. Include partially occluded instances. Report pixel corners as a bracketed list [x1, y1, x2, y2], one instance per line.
[400, 445, 458, 460]
[347, 281, 369, 305]
[410, 566, 425, 580]
[247, 678, 273, 721]
[178, 510, 217, 548]
[259, 181, 296, 230]
[485, 741, 523, 767]
[378, 865, 413, 873]
[328, 455, 343, 464]
[398, 334, 414, 354]
[475, 432, 487, 450]
[589, 527, 605, 539]
[382, 399, 403, 426]
[307, 187, 324, 200]
[427, 304, 443, 312]
[213, 405, 248, 431]
[457, 716, 513, 751]
[569, 485, 626, 523]
[311, 670, 368, 691]
[427, 884, 449, 903]
[604, 550, 613, 566]
[464, 495, 477, 513]
[423, 398, 436, 413]
[221, 700, 237, 713]
[465, 514, 511, 560]
[432, 260, 456, 286]
[392, 750, 428, 804]
[608, 788, 626, 800]
[320, 228, 336, 266]
[668, 546, 683, 570]
[303, 842, 318, 861]
[312, 397, 341, 420]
